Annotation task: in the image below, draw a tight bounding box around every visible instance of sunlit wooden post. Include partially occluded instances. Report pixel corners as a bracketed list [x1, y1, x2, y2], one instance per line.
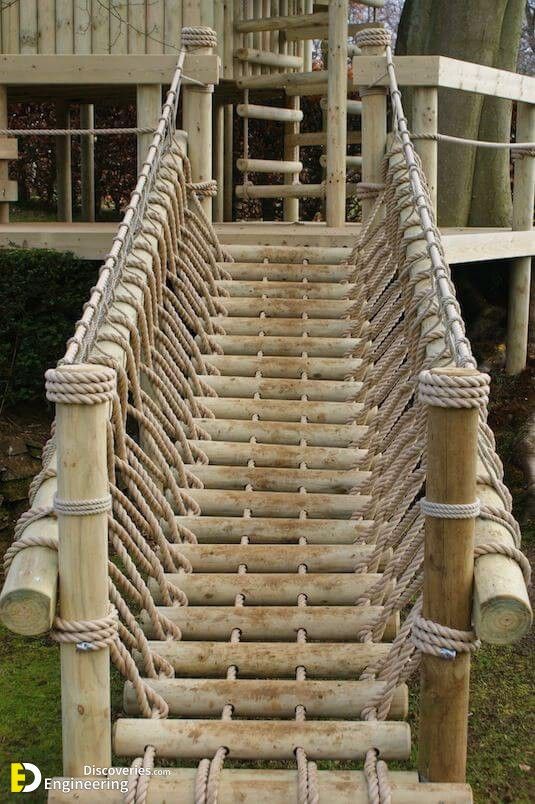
[55, 100, 72, 222]
[325, 0, 348, 226]
[413, 87, 438, 213]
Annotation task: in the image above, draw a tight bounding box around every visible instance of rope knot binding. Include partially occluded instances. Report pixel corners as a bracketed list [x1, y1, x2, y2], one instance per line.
[418, 368, 490, 409]
[45, 364, 116, 405]
[412, 614, 480, 660]
[355, 28, 392, 49]
[181, 26, 217, 50]
[52, 604, 119, 652]
[420, 498, 481, 519]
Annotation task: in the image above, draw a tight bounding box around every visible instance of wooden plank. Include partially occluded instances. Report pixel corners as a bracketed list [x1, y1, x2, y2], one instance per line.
[181, 440, 366, 469]
[19, 0, 38, 53]
[353, 54, 535, 104]
[203, 353, 361, 379]
[109, 0, 128, 55]
[0, 139, 18, 159]
[180, 488, 370, 517]
[203, 333, 359, 355]
[127, 0, 146, 53]
[146, 0, 164, 54]
[0, 54, 220, 84]
[235, 11, 328, 34]
[55, 0, 74, 53]
[114, 719, 411, 760]
[196, 372, 362, 399]
[90, 0, 109, 53]
[184, 464, 369, 491]
[0, 179, 18, 202]
[173, 515, 373, 543]
[73, 0, 91, 54]
[164, 0, 182, 53]
[124, 678, 408, 717]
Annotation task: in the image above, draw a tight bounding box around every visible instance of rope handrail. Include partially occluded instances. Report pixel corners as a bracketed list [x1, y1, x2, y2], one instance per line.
[62, 46, 187, 366]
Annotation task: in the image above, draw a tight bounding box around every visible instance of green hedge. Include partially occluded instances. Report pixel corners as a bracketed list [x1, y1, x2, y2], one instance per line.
[0, 249, 99, 406]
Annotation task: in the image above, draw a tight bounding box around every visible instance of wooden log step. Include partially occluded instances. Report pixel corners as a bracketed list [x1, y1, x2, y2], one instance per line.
[149, 573, 381, 605]
[195, 397, 363, 423]
[48, 770, 473, 804]
[216, 280, 354, 299]
[320, 153, 363, 169]
[218, 262, 352, 282]
[320, 97, 363, 115]
[191, 418, 368, 447]
[113, 718, 411, 761]
[237, 104, 304, 123]
[124, 678, 408, 718]
[180, 489, 371, 518]
[237, 158, 303, 174]
[199, 374, 362, 401]
[141, 604, 397, 641]
[184, 465, 369, 493]
[168, 544, 389, 572]
[234, 48, 303, 69]
[202, 334, 359, 357]
[287, 130, 362, 147]
[224, 244, 351, 264]
[183, 441, 366, 469]
[210, 316, 353, 337]
[235, 11, 328, 35]
[173, 516, 374, 543]
[204, 354, 362, 380]
[216, 296, 353, 317]
[236, 183, 359, 199]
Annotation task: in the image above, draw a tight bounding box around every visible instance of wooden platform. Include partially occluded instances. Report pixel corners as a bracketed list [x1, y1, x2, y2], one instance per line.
[0, 222, 532, 264]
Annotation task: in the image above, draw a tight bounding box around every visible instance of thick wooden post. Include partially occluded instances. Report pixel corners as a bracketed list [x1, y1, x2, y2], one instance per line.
[224, 104, 234, 221]
[413, 87, 438, 213]
[136, 85, 162, 174]
[506, 102, 535, 375]
[358, 35, 387, 222]
[0, 85, 11, 223]
[418, 366, 482, 783]
[49, 363, 114, 777]
[283, 96, 300, 222]
[80, 104, 95, 221]
[55, 100, 72, 222]
[213, 102, 225, 222]
[325, 0, 348, 227]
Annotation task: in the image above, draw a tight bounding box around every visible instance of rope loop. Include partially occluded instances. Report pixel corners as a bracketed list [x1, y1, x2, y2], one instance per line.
[181, 26, 217, 50]
[54, 494, 112, 516]
[420, 497, 481, 519]
[51, 604, 119, 652]
[46, 364, 116, 405]
[412, 614, 480, 660]
[187, 179, 218, 197]
[356, 182, 385, 200]
[418, 369, 490, 409]
[355, 28, 392, 49]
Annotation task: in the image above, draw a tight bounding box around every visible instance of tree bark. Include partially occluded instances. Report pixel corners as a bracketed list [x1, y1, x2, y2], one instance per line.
[396, 0, 525, 226]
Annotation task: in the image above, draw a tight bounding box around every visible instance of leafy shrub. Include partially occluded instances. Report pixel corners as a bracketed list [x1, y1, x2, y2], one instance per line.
[0, 249, 99, 406]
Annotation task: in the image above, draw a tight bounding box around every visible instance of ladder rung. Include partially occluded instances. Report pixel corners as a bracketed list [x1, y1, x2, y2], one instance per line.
[179, 488, 371, 518]
[151, 573, 382, 606]
[287, 130, 361, 147]
[223, 245, 351, 264]
[203, 354, 362, 380]
[320, 97, 363, 115]
[216, 280, 354, 299]
[192, 418, 368, 447]
[210, 316, 353, 337]
[114, 718, 411, 761]
[234, 48, 303, 69]
[218, 262, 352, 282]
[237, 158, 303, 174]
[237, 103, 304, 123]
[320, 154, 363, 168]
[124, 678, 408, 718]
[235, 11, 328, 35]
[198, 374, 362, 401]
[173, 516, 374, 543]
[182, 440, 367, 469]
[184, 465, 369, 493]
[236, 183, 359, 199]
[194, 396, 363, 423]
[215, 296, 354, 318]
[134, 637, 391, 676]
[203, 334, 359, 356]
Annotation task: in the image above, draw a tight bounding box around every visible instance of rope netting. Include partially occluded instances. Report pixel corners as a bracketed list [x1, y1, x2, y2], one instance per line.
[4, 25, 530, 804]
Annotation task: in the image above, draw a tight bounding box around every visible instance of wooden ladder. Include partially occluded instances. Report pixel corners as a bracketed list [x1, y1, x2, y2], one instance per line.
[112, 237, 473, 803]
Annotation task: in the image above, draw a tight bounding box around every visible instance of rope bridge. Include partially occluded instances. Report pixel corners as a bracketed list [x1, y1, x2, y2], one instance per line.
[1, 26, 531, 804]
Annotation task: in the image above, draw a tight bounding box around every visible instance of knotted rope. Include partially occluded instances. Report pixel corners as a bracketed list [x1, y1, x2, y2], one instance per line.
[52, 604, 119, 652]
[45, 365, 116, 404]
[418, 369, 490, 408]
[355, 28, 392, 49]
[181, 26, 217, 50]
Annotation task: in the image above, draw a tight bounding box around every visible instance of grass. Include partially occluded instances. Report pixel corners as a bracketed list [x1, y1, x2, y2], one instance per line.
[0, 369, 532, 802]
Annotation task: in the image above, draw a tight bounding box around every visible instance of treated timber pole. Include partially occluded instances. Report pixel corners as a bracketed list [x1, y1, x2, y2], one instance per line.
[213, 101, 225, 222]
[48, 363, 114, 777]
[418, 366, 483, 783]
[506, 102, 535, 375]
[80, 104, 95, 221]
[325, 0, 348, 227]
[357, 32, 387, 222]
[283, 96, 300, 221]
[224, 104, 234, 220]
[136, 85, 162, 175]
[412, 87, 438, 213]
[55, 100, 72, 222]
[0, 85, 10, 223]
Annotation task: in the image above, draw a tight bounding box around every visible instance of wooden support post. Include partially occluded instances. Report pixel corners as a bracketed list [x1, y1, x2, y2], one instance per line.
[213, 102, 225, 222]
[358, 36, 387, 222]
[412, 87, 438, 213]
[224, 104, 234, 221]
[0, 85, 10, 223]
[284, 96, 300, 221]
[80, 104, 95, 222]
[51, 363, 114, 777]
[55, 100, 72, 222]
[418, 366, 480, 784]
[136, 85, 162, 175]
[506, 102, 535, 375]
[325, 0, 348, 227]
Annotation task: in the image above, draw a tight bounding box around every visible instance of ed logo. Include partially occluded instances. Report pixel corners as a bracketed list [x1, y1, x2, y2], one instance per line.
[10, 763, 42, 793]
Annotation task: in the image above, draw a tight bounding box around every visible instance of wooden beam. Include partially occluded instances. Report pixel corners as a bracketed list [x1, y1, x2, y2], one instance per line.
[325, 0, 348, 227]
[79, 104, 95, 222]
[353, 55, 535, 104]
[0, 54, 220, 85]
[55, 100, 72, 222]
[136, 85, 161, 174]
[412, 87, 438, 212]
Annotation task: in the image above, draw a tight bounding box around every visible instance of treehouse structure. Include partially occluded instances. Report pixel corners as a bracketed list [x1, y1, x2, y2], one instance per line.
[0, 2, 534, 802]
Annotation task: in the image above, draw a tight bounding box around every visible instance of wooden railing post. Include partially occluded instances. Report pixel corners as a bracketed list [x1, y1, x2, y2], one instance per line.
[357, 32, 387, 222]
[80, 103, 95, 221]
[47, 363, 115, 777]
[55, 100, 72, 222]
[283, 96, 300, 222]
[412, 87, 438, 213]
[417, 366, 485, 783]
[325, 0, 348, 227]
[506, 101, 535, 375]
[136, 84, 162, 175]
[0, 84, 17, 223]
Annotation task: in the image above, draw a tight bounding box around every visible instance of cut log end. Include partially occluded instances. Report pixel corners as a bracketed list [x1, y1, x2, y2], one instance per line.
[474, 594, 533, 645]
[0, 587, 54, 636]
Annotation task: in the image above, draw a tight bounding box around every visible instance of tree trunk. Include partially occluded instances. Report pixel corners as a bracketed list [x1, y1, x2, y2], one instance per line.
[396, 0, 525, 227]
